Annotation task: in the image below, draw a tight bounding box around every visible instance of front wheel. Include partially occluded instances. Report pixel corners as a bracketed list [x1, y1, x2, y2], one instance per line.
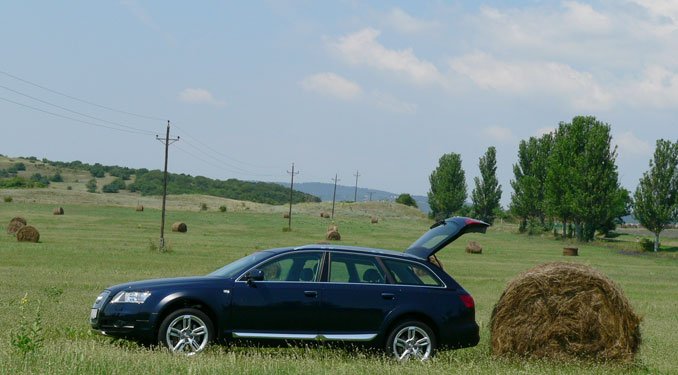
[385, 320, 436, 361]
[158, 308, 214, 355]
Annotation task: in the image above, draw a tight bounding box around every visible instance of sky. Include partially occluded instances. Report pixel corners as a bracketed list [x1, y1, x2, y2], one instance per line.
[1, 1, 677, 207]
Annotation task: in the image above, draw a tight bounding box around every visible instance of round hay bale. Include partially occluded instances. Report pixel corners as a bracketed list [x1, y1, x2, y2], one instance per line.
[16, 225, 40, 243]
[283, 212, 290, 219]
[7, 217, 27, 235]
[171, 222, 188, 233]
[490, 262, 641, 362]
[370, 216, 379, 224]
[563, 246, 578, 256]
[322, 212, 330, 218]
[466, 241, 482, 254]
[326, 230, 341, 241]
[53, 207, 64, 215]
[135, 205, 144, 212]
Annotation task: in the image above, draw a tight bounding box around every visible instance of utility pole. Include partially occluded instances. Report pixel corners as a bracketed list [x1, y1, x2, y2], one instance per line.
[331, 174, 340, 219]
[353, 170, 360, 202]
[156, 120, 179, 251]
[287, 163, 299, 231]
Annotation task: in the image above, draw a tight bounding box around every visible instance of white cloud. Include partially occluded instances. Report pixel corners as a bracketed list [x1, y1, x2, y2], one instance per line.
[562, 1, 612, 33]
[620, 65, 678, 108]
[615, 131, 653, 156]
[178, 88, 226, 107]
[449, 52, 612, 110]
[385, 8, 439, 34]
[630, 0, 678, 27]
[483, 126, 514, 143]
[331, 28, 443, 85]
[300, 73, 362, 100]
[371, 91, 417, 114]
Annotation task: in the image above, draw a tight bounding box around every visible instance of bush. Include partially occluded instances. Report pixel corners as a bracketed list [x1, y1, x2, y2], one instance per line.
[3, 196, 12, 202]
[86, 179, 97, 193]
[395, 193, 418, 208]
[639, 238, 656, 252]
[102, 178, 127, 193]
[200, 203, 208, 211]
[219, 205, 227, 213]
[50, 172, 63, 182]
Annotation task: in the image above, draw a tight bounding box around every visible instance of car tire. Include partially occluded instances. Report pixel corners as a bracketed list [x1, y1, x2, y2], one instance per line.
[385, 320, 436, 361]
[157, 308, 214, 355]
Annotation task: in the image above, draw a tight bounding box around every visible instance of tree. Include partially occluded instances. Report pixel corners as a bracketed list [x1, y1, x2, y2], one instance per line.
[395, 193, 418, 208]
[510, 133, 553, 232]
[471, 146, 502, 224]
[545, 116, 622, 241]
[428, 153, 467, 220]
[633, 139, 678, 252]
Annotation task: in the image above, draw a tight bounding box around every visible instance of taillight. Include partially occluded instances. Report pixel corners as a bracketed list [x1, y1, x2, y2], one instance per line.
[459, 294, 475, 309]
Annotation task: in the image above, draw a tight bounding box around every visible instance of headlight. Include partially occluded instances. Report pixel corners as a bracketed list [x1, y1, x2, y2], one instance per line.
[110, 291, 151, 304]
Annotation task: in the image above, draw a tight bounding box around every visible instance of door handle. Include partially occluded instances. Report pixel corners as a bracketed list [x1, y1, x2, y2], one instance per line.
[304, 290, 318, 298]
[381, 293, 395, 300]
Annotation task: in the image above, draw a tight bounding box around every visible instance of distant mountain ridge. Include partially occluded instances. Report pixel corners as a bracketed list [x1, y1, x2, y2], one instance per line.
[282, 182, 430, 213]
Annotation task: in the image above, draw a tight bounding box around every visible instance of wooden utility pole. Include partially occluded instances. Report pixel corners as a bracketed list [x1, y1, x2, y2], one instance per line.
[331, 174, 340, 219]
[287, 163, 298, 231]
[353, 170, 360, 202]
[156, 120, 179, 250]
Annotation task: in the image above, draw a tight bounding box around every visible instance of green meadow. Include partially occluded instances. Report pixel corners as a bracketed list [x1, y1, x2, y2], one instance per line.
[0, 190, 676, 374]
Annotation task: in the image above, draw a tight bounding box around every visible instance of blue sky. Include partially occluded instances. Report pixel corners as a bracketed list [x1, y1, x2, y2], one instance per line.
[1, 1, 677, 206]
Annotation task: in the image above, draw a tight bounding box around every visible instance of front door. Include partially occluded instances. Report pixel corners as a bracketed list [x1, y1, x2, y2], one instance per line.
[229, 251, 323, 339]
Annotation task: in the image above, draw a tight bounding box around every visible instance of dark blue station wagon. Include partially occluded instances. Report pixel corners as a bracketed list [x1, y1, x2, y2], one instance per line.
[90, 217, 488, 360]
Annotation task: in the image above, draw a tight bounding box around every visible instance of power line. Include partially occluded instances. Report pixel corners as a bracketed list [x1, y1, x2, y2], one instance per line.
[0, 69, 166, 122]
[353, 170, 361, 202]
[331, 174, 340, 219]
[0, 96, 154, 135]
[286, 163, 299, 231]
[0, 84, 155, 135]
[156, 121, 180, 251]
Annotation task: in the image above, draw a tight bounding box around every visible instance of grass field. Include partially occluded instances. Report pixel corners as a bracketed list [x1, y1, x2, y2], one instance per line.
[1, 188, 676, 374]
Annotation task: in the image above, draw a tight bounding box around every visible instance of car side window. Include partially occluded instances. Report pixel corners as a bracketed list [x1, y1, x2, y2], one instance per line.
[329, 253, 385, 284]
[257, 252, 322, 282]
[382, 259, 442, 286]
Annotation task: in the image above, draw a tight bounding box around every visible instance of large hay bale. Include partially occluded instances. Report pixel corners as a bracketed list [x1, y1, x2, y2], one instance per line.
[135, 205, 144, 212]
[7, 217, 27, 235]
[326, 230, 341, 241]
[563, 246, 578, 256]
[283, 212, 290, 219]
[53, 207, 64, 215]
[466, 241, 482, 254]
[321, 212, 330, 218]
[171, 222, 187, 233]
[490, 262, 641, 362]
[16, 225, 40, 243]
[370, 216, 379, 224]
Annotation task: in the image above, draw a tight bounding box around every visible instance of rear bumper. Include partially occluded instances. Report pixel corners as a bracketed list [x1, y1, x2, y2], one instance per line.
[438, 321, 480, 349]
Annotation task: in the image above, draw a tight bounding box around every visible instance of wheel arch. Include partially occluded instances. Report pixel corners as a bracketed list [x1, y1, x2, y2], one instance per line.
[382, 311, 439, 345]
[155, 294, 219, 340]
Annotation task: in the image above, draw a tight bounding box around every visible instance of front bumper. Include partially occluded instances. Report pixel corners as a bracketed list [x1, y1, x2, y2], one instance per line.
[90, 291, 157, 340]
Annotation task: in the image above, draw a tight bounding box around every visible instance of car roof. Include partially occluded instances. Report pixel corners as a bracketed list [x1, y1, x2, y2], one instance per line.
[264, 244, 424, 261]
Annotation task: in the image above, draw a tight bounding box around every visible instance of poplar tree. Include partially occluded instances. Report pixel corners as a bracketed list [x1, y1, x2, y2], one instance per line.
[428, 153, 467, 220]
[633, 139, 678, 252]
[471, 146, 502, 224]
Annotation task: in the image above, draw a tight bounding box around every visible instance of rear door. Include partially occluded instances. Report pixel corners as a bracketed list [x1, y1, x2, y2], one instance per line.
[406, 217, 489, 259]
[317, 252, 396, 338]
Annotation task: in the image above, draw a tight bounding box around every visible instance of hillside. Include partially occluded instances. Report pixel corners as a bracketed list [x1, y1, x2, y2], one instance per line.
[0, 155, 319, 205]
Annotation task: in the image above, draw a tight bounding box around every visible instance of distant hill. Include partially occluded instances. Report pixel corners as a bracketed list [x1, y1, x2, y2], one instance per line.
[281, 182, 430, 213]
[0, 155, 320, 205]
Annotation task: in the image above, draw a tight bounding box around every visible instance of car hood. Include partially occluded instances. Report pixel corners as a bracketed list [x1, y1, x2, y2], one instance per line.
[405, 217, 489, 259]
[107, 276, 226, 292]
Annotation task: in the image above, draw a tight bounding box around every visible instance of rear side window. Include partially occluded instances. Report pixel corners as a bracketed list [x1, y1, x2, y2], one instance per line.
[329, 253, 385, 284]
[382, 259, 442, 287]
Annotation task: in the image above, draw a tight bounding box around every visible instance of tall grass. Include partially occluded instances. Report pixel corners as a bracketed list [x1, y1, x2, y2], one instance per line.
[0, 197, 675, 374]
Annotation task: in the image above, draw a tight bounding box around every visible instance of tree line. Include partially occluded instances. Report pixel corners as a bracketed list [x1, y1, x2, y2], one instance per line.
[427, 116, 678, 249]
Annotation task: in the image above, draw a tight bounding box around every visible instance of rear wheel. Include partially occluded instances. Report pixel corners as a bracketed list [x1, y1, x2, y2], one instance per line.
[157, 308, 214, 355]
[385, 320, 436, 361]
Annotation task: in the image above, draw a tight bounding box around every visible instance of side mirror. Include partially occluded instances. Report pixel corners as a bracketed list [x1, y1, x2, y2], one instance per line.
[245, 269, 264, 286]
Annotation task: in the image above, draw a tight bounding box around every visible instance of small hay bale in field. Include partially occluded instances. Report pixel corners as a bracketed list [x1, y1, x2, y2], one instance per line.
[321, 212, 330, 218]
[283, 212, 290, 219]
[16, 225, 40, 243]
[7, 217, 27, 235]
[171, 222, 188, 233]
[135, 205, 144, 212]
[563, 246, 578, 256]
[53, 207, 64, 215]
[326, 230, 341, 241]
[370, 216, 379, 224]
[490, 262, 641, 362]
[466, 241, 482, 254]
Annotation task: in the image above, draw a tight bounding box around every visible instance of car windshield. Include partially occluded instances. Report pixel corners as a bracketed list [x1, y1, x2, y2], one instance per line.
[207, 252, 273, 278]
